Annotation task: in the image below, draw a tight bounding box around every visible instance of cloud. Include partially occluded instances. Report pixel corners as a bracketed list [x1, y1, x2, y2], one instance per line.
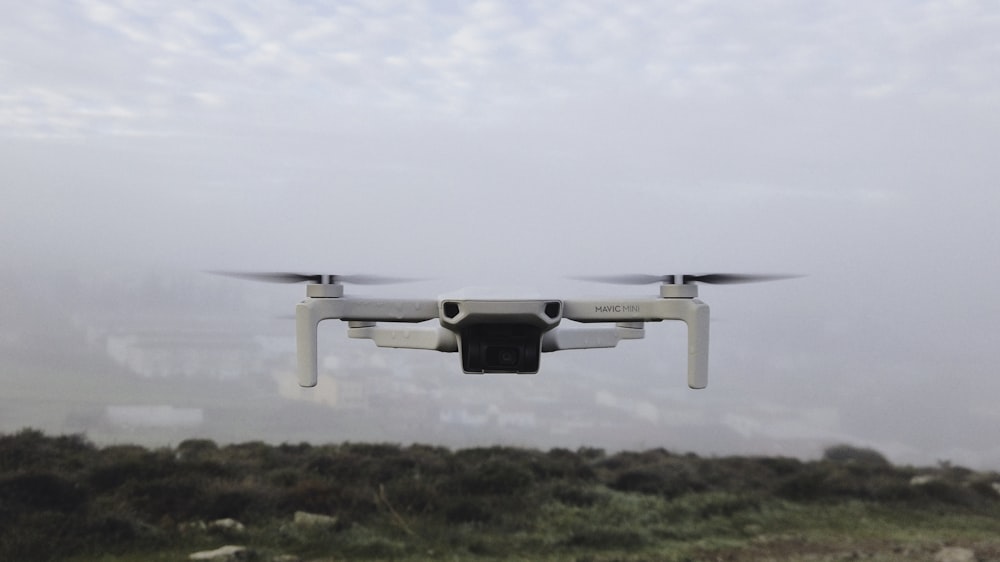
[0, 87, 143, 139]
[2, 0, 997, 139]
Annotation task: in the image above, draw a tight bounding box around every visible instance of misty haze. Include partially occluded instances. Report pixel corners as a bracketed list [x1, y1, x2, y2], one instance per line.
[2, 1, 1000, 559]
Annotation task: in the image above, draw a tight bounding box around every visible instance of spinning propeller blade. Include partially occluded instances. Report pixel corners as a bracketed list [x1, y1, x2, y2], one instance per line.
[210, 271, 422, 284]
[680, 273, 801, 284]
[572, 273, 801, 285]
[571, 274, 670, 285]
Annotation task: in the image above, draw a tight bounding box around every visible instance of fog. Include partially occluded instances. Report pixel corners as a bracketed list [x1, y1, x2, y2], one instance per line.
[2, 1, 999, 467]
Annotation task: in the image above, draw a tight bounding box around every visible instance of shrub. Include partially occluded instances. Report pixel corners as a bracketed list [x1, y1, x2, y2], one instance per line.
[202, 486, 265, 521]
[0, 429, 94, 472]
[692, 492, 762, 519]
[968, 476, 1000, 499]
[176, 438, 218, 458]
[452, 457, 535, 495]
[608, 463, 704, 499]
[268, 467, 302, 487]
[0, 511, 81, 560]
[278, 479, 336, 514]
[117, 476, 208, 520]
[83, 514, 146, 548]
[338, 524, 408, 558]
[775, 462, 910, 502]
[611, 468, 671, 495]
[401, 444, 452, 480]
[341, 442, 403, 458]
[277, 478, 376, 521]
[562, 526, 649, 549]
[822, 444, 890, 466]
[305, 449, 412, 485]
[87, 446, 175, 491]
[756, 456, 805, 478]
[576, 446, 606, 461]
[444, 499, 493, 524]
[532, 448, 596, 481]
[692, 456, 801, 493]
[549, 481, 601, 507]
[278, 441, 313, 456]
[0, 472, 88, 513]
[381, 477, 441, 514]
[915, 479, 980, 506]
[453, 446, 539, 469]
[223, 440, 282, 471]
[775, 466, 835, 501]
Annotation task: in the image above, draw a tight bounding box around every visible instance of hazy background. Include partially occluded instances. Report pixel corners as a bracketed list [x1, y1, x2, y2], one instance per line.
[2, 1, 999, 467]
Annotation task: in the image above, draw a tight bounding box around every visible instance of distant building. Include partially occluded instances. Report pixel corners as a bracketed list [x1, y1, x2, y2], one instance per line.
[439, 405, 537, 428]
[106, 331, 263, 378]
[105, 405, 204, 428]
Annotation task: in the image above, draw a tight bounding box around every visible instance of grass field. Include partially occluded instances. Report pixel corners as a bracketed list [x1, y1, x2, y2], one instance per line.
[3, 431, 1000, 561]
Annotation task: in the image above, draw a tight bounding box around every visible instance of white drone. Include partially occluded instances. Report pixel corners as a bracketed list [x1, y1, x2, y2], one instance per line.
[219, 272, 797, 390]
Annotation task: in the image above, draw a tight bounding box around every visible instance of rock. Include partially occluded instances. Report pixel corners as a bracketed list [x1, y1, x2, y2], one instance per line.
[208, 518, 246, 533]
[180, 520, 208, 533]
[293, 510, 338, 527]
[188, 545, 252, 561]
[934, 546, 975, 562]
[910, 474, 938, 486]
[270, 555, 301, 562]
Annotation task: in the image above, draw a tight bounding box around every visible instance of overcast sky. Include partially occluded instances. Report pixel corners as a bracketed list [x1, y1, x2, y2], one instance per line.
[2, 1, 999, 466]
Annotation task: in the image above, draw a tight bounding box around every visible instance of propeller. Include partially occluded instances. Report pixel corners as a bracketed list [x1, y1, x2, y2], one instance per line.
[571, 273, 801, 285]
[210, 272, 422, 285]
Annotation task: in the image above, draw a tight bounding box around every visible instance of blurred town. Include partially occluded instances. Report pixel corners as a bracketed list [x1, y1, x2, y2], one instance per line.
[0, 267, 840, 459]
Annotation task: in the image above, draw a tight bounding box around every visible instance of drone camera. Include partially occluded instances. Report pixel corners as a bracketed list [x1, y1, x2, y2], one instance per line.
[462, 323, 541, 373]
[437, 299, 563, 374]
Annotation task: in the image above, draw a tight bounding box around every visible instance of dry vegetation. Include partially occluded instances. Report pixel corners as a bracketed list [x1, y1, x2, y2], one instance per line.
[3, 429, 1000, 561]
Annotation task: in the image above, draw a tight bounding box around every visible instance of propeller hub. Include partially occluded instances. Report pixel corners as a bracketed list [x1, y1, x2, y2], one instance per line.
[307, 283, 344, 298]
[660, 283, 698, 298]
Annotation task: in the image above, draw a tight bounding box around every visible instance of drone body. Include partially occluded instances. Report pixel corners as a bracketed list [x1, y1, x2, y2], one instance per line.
[293, 279, 709, 389]
[217, 272, 796, 391]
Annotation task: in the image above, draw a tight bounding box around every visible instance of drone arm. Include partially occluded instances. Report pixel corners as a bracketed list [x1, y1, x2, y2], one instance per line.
[296, 296, 441, 387]
[561, 297, 710, 389]
[541, 322, 645, 351]
[684, 300, 710, 389]
[338, 298, 440, 322]
[347, 323, 459, 352]
[296, 298, 344, 387]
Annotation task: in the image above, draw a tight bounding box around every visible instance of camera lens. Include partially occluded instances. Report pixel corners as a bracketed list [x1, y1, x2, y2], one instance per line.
[499, 349, 517, 365]
[485, 346, 520, 367]
[460, 324, 542, 374]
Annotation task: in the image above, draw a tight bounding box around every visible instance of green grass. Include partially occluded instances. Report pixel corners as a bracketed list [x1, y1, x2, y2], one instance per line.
[4, 432, 1000, 561]
[61, 491, 1000, 562]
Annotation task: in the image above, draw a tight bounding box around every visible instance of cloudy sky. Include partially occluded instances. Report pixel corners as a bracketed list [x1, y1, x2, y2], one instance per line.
[2, 1, 999, 465]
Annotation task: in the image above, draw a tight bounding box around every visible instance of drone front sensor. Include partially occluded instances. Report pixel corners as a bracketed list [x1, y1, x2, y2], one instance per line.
[437, 299, 563, 374]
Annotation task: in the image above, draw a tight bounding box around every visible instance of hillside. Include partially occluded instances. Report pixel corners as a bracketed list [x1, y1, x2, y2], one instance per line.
[2, 430, 1000, 561]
